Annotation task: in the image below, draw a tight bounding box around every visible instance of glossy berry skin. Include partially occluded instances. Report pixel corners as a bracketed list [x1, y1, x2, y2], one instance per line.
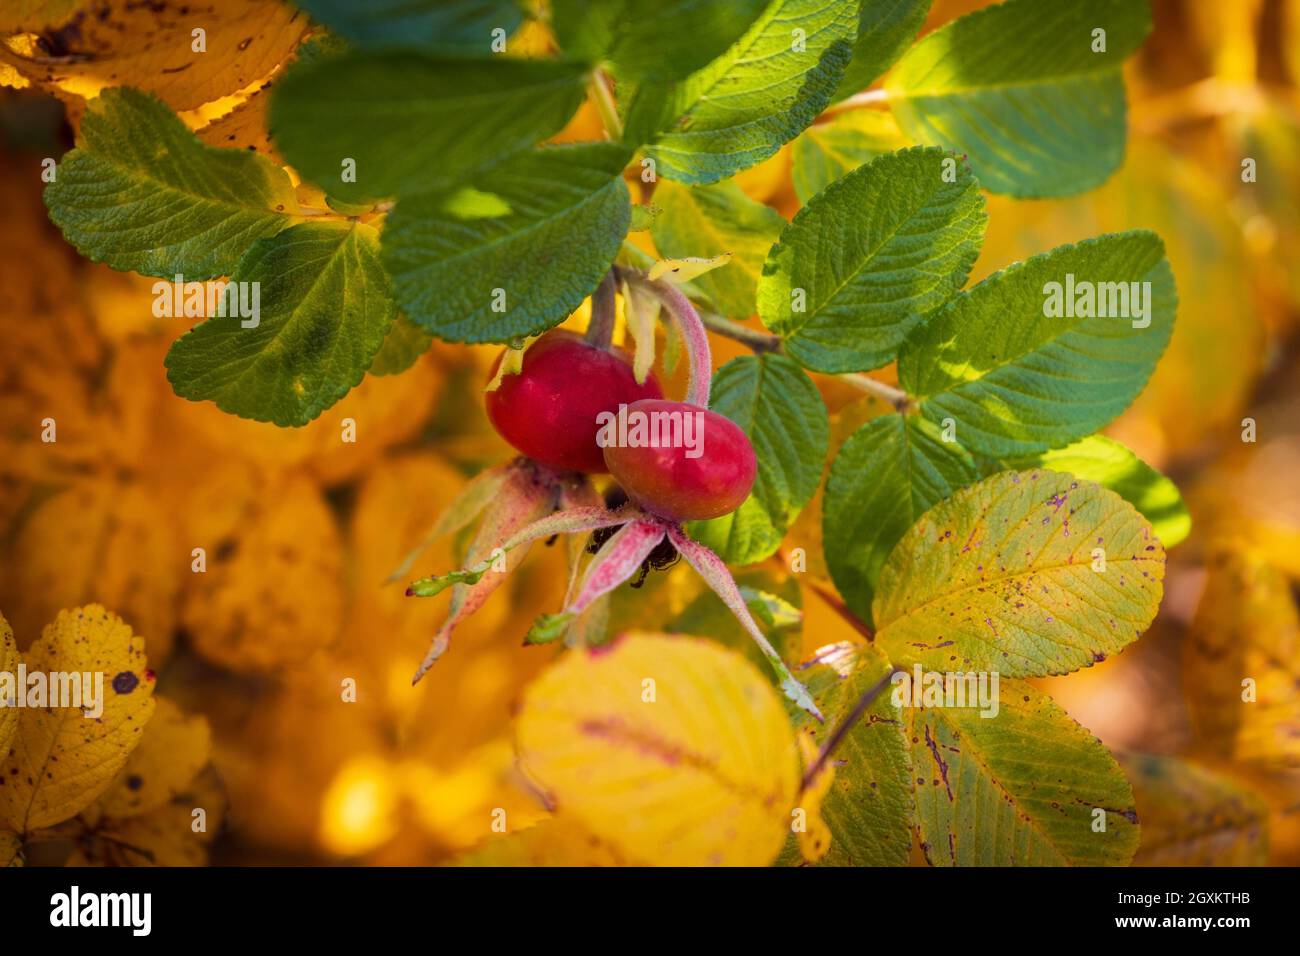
[486, 330, 662, 474]
[603, 399, 756, 522]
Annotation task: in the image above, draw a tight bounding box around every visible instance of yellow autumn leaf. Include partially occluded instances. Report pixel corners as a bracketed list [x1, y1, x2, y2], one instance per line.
[0, 0, 87, 32]
[0, 828, 21, 867]
[96, 697, 212, 819]
[0, 612, 18, 757]
[648, 252, 733, 283]
[0, 605, 156, 832]
[1185, 547, 1300, 767]
[72, 766, 226, 867]
[453, 817, 626, 867]
[795, 731, 833, 864]
[0, 0, 307, 111]
[180, 473, 344, 673]
[194, 85, 278, 158]
[516, 633, 798, 866]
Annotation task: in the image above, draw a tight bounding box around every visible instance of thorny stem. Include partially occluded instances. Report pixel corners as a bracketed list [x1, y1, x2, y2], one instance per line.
[586, 271, 618, 348]
[800, 667, 899, 790]
[589, 68, 623, 140]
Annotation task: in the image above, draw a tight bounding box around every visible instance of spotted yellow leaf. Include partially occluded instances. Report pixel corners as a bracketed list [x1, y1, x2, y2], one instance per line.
[874, 470, 1165, 677]
[73, 766, 226, 867]
[0, 828, 20, 867]
[0, 612, 18, 759]
[97, 697, 211, 819]
[0, 605, 156, 832]
[795, 731, 833, 863]
[516, 633, 798, 866]
[0, 0, 308, 111]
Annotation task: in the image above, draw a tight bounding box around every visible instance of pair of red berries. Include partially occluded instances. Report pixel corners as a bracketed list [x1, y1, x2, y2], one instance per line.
[485, 330, 756, 522]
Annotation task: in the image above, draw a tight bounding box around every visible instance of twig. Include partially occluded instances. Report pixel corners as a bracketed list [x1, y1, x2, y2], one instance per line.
[801, 667, 898, 790]
[586, 271, 617, 348]
[843, 373, 913, 412]
[698, 309, 783, 353]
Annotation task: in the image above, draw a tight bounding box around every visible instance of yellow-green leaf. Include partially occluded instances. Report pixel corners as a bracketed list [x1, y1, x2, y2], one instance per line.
[874, 470, 1165, 677]
[911, 679, 1138, 866]
[97, 697, 211, 820]
[516, 633, 798, 866]
[0, 605, 156, 832]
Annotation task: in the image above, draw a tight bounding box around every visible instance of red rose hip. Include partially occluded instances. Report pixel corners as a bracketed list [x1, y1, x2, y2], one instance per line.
[485, 329, 662, 474]
[602, 399, 756, 521]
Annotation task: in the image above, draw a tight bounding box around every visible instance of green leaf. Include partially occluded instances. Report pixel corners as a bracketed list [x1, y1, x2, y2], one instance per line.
[998, 435, 1190, 548]
[269, 51, 587, 201]
[382, 143, 632, 343]
[824, 414, 976, 624]
[644, 0, 857, 184]
[294, 0, 524, 51]
[552, 0, 768, 83]
[831, 0, 929, 101]
[898, 231, 1177, 457]
[758, 146, 987, 373]
[45, 87, 298, 279]
[873, 469, 1166, 677]
[165, 221, 394, 427]
[885, 0, 1153, 197]
[369, 314, 433, 376]
[794, 643, 912, 866]
[909, 678, 1138, 866]
[687, 355, 828, 565]
[790, 109, 910, 204]
[650, 180, 785, 319]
